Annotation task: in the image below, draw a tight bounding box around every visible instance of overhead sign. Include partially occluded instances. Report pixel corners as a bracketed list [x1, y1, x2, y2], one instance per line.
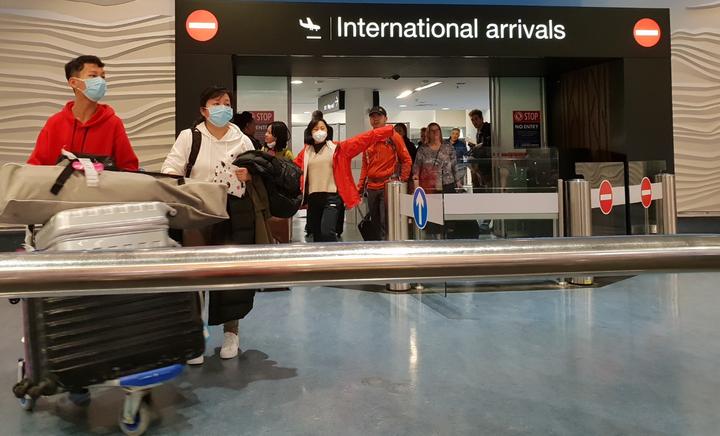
[640, 177, 653, 208]
[176, 2, 669, 59]
[633, 18, 661, 48]
[318, 90, 345, 114]
[512, 110, 541, 148]
[599, 179, 613, 215]
[186, 10, 218, 42]
[413, 187, 428, 230]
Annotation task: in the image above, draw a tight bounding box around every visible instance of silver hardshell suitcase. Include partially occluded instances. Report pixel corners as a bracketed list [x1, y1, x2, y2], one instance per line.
[34, 202, 178, 251]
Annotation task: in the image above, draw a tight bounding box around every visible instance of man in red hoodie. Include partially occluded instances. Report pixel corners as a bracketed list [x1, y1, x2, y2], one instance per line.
[27, 55, 139, 170]
[357, 106, 411, 240]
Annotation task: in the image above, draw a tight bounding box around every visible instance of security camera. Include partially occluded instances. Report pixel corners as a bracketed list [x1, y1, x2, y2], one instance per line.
[391, 74, 400, 80]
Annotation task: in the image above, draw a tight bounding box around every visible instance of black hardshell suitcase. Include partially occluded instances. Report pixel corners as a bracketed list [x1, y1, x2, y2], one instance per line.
[22, 293, 204, 393]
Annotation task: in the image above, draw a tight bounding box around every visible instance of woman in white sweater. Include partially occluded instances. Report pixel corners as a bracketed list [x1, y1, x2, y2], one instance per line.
[162, 85, 255, 365]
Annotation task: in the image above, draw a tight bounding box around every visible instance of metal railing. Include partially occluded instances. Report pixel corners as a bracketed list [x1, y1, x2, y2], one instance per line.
[1, 235, 719, 298]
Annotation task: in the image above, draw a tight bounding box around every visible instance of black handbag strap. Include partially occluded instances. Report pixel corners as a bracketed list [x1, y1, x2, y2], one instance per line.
[185, 127, 202, 178]
[50, 160, 77, 195]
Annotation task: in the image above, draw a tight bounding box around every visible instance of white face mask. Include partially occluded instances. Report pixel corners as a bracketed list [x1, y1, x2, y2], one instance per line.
[266, 141, 276, 149]
[312, 130, 327, 143]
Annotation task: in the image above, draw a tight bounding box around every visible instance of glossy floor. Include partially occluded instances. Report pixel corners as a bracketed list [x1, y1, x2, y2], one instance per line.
[1, 273, 719, 435]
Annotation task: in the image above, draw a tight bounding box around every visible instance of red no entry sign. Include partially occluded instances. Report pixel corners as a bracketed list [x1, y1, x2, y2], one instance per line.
[640, 177, 653, 208]
[599, 180, 613, 215]
[634, 18, 661, 48]
[186, 10, 218, 42]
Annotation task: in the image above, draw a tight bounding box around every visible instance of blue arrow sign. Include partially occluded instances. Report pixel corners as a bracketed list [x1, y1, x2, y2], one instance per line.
[413, 187, 428, 230]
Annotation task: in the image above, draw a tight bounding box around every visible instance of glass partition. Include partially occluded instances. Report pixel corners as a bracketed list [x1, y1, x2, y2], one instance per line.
[407, 148, 560, 240]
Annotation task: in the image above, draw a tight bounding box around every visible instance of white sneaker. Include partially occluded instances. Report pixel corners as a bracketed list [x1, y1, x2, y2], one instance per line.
[187, 355, 204, 365]
[220, 332, 239, 359]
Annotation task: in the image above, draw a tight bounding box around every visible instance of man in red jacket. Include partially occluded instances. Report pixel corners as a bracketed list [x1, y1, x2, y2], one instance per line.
[27, 55, 139, 170]
[357, 106, 411, 240]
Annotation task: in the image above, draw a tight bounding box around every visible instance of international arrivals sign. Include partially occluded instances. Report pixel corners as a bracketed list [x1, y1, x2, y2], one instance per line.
[177, 1, 669, 59]
[333, 17, 566, 40]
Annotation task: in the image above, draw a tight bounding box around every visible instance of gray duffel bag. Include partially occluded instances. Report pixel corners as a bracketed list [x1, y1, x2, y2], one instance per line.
[0, 163, 228, 229]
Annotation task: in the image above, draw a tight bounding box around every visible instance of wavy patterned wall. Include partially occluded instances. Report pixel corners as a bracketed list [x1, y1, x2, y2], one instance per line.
[1, 0, 718, 213]
[672, 2, 720, 214]
[0, 0, 174, 171]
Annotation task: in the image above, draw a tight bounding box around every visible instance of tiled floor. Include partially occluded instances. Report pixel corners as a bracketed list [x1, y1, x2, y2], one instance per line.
[2, 273, 720, 435]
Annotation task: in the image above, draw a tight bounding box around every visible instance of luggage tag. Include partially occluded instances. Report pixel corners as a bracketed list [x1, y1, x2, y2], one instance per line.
[59, 150, 102, 188]
[74, 158, 102, 187]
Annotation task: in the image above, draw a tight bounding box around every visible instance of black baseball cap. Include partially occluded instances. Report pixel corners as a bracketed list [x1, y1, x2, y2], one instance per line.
[368, 106, 387, 117]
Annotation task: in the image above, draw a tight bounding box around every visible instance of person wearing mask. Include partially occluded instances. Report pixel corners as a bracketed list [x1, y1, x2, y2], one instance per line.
[294, 118, 400, 242]
[448, 128, 468, 184]
[27, 55, 139, 170]
[394, 123, 417, 163]
[417, 127, 427, 149]
[162, 85, 257, 365]
[356, 106, 410, 241]
[234, 111, 262, 150]
[262, 121, 293, 160]
[305, 111, 339, 239]
[412, 122, 461, 194]
[262, 121, 294, 247]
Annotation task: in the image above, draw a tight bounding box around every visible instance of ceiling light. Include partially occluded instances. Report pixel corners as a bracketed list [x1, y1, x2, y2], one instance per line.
[303, 111, 310, 114]
[414, 81, 442, 92]
[398, 104, 407, 108]
[396, 90, 413, 99]
[291, 80, 303, 85]
[442, 107, 450, 110]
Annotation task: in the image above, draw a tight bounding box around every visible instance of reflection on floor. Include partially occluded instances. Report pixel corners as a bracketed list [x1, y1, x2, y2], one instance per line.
[2, 273, 720, 435]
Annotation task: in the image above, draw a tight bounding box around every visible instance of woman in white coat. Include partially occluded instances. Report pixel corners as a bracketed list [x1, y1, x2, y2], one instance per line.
[162, 85, 255, 365]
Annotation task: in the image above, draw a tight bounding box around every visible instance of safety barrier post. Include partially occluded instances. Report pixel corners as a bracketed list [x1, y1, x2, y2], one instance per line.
[386, 181, 411, 291]
[655, 173, 677, 235]
[565, 179, 593, 285]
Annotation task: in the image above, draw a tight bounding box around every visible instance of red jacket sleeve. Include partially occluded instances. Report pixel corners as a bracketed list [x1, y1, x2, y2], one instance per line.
[27, 124, 54, 165]
[294, 147, 306, 191]
[393, 132, 412, 182]
[337, 125, 394, 160]
[357, 151, 369, 192]
[112, 120, 139, 171]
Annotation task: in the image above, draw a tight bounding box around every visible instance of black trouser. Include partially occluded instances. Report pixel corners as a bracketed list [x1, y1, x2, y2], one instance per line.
[366, 188, 386, 241]
[336, 201, 346, 236]
[208, 195, 256, 327]
[307, 192, 342, 242]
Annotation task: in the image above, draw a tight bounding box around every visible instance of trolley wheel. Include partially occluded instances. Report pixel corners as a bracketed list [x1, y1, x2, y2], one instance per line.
[18, 395, 36, 412]
[118, 402, 150, 436]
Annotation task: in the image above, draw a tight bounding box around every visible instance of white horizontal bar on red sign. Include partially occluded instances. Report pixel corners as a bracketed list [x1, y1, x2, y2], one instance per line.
[635, 29, 659, 36]
[591, 186, 626, 209]
[188, 22, 216, 29]
[627, 183, 664, 204]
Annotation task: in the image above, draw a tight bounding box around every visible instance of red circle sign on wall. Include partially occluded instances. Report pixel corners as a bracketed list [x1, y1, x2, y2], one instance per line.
[633, 18, 661, 48]
[640, 177, 653, 209]
[186, 10, 218, 42]
[599, 180, 614, 215]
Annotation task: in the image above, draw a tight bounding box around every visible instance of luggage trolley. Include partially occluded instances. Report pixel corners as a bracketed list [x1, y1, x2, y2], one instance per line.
[12, 202, 205, 435]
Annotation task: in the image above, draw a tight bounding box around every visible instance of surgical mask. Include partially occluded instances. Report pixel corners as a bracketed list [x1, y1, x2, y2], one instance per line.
[312, 130, 327, 143]
[79, 77, 107, 102]
[207, 105, 233, 127]
[266, 141, 276, 148]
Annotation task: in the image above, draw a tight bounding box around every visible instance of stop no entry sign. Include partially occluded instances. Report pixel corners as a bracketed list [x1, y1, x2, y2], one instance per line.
[640, 177, 653, 208]
[599, 180, 613, 215]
